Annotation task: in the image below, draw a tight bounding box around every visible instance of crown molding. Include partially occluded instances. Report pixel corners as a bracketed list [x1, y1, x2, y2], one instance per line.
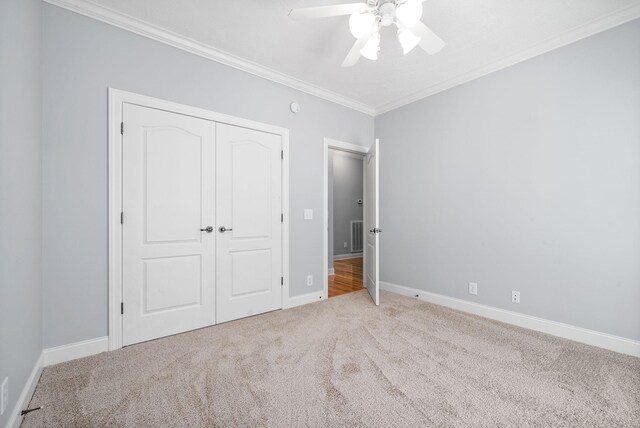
[43, 0, 640, 117]
[42, 0, 376, 116]
[374, 3, 640, 115]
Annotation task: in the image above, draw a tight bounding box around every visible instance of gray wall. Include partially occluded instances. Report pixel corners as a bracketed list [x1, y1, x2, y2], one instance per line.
[331, 150, 364, 256]
[0, 0, 43, 425]
[41, 4, 373, 348]
[375, 19, 640, 341]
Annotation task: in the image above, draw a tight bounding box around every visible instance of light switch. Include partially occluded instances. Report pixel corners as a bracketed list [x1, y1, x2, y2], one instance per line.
[304, 209, 313, 220]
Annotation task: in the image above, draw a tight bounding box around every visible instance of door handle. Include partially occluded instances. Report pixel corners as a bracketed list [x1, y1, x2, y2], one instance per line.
[200, 226, 214, 233]
[218, 226, 233, 233]
[369, 228, 382, 234]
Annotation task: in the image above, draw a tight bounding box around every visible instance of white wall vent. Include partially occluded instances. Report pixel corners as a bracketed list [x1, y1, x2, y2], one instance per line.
[350, 220, 363, 253]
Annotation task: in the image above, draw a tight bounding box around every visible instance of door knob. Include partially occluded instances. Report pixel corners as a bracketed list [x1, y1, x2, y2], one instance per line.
[219, 226, 233, 233]
[200, 226, 214, 233]
[369, 228, 382, 234]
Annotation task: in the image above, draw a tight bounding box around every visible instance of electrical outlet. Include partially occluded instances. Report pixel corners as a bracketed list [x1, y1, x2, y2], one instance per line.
[468, 282, 478, 295]
[343, 242, 348, 248]
[306, 275, 313, 286]
[511, 290, 521, 304]
[303, 209, 313, 220]
[1, 377, 8, 416]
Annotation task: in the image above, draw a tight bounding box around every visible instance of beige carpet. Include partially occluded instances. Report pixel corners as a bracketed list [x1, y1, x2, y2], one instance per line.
[23, 290, 640, 427]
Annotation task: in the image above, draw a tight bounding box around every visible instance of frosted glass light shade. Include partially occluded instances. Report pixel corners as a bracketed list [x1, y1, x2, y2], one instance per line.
[360, 33, 380, 60]
[349, 12, 376, 39]
[396, 0, 423, 28]
[398, 28, 421, 54]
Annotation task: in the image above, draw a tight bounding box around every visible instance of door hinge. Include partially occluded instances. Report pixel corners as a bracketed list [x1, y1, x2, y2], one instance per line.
[120, 212, 124, 224]
[281, 150, 283, 159]
[120, 122, 124, 135]
[121, 302, 124, 315]
[281, 213, 283, 223]
[281, 277, 284, 286]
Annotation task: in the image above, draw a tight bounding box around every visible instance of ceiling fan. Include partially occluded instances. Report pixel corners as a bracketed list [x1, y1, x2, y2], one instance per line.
[289, 0, 445, 67]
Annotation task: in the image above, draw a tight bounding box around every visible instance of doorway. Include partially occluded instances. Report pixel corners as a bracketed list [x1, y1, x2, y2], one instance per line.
[323, 138, 380, 304]
[328, 148, 364, 297]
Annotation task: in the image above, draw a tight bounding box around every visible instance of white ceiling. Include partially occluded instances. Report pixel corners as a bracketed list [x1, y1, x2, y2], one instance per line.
[67, 0, 640, 114]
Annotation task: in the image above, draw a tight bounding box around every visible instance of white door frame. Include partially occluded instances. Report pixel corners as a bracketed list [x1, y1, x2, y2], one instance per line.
[108, 88, 290, 351]
[323, 138, 369, 300]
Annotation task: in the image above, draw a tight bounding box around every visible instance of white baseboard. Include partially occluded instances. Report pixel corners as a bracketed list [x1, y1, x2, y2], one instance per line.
[43, 336, 109, 367]
[328, 268, 335, 276]
[284, 291, 324, 309]
[380, 281, 640, 358]
[334, 253, 363, 261]
[7, 352, 43, 428]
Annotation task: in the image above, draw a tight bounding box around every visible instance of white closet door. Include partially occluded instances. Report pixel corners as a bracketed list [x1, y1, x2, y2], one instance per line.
[216, 123, 283, 323]
[122, 103, 215, 346]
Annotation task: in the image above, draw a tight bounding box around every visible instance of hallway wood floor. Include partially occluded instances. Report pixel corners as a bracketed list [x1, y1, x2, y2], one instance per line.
[328, 257, 363, 298]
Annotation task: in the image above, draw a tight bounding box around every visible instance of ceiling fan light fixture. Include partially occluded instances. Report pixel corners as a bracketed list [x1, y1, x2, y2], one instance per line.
[349, 12, 376, 39]
[360, 33, 380, 60]
[395, 0, 423, 28]
[397, 28, 421, 55]
[288, 1, 445, 66]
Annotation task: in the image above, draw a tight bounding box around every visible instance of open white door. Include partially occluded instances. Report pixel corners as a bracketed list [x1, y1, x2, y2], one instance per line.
[364, 139, 380, 305]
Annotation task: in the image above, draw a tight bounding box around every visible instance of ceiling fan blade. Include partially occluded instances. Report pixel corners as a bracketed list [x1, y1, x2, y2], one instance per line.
[289, 3, 367, 20]
[341, 36, 369, 67]
[410, 21, 445, 54]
